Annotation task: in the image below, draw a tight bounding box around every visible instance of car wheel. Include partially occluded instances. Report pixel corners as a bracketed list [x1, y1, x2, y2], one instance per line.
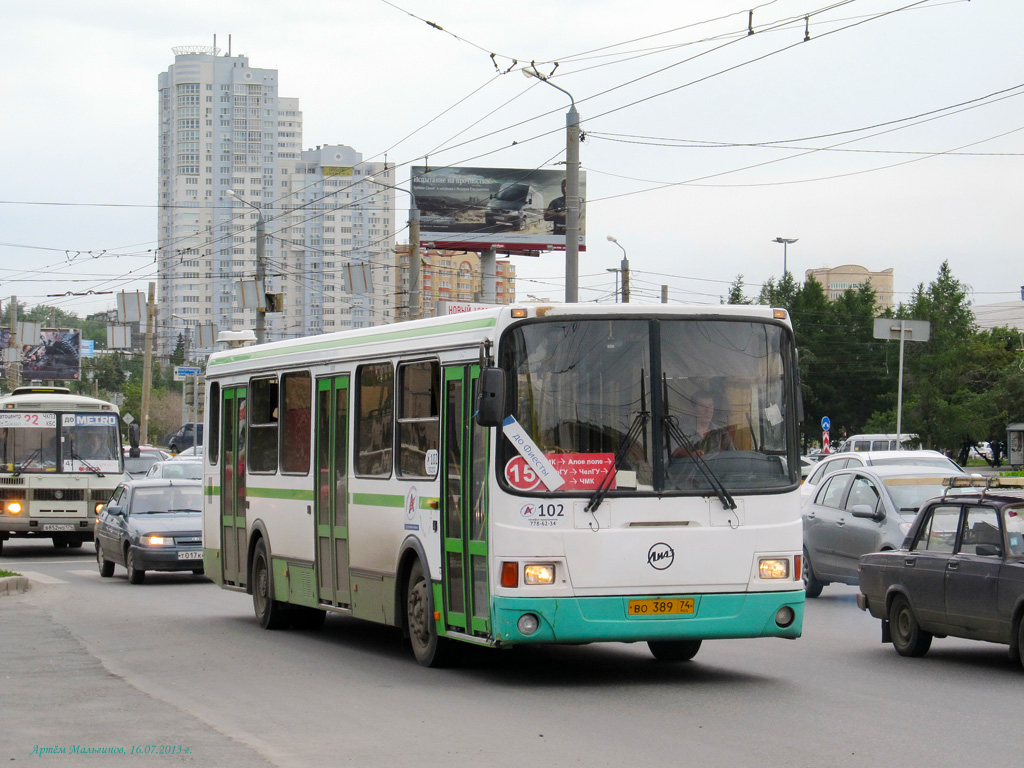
[803, 548, 824, 598]
[126, 548, 146, 585]
[888, 594, 931, 657]
[96, 542, 114, 578]
[252, 538, 290, 629]
[648, 639, 702, 662]
[406, 560, 455, 667]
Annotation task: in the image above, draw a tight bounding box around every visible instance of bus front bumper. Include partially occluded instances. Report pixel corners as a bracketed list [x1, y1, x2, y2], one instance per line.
[489, 590, 804, 646]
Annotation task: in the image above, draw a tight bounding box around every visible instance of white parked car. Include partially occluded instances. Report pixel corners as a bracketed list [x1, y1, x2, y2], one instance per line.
[800, 449, 964, 506]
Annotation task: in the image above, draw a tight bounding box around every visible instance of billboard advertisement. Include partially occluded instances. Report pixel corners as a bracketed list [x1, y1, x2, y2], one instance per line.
[411, 166, 586, 254]
[21, 329, 82, 381]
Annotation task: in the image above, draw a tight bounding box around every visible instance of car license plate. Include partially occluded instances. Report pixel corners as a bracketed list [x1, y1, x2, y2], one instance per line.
[177, 550, 203, 560]
[627, 598, 695, 616]
[42, 524, 74, 531]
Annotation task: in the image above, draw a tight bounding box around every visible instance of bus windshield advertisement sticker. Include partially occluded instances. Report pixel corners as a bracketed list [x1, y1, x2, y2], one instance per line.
[501, 416, 564, 491]
[504, 453, 615, 492]
[62, 414, 118, 428]
[0, 412, 57, 429]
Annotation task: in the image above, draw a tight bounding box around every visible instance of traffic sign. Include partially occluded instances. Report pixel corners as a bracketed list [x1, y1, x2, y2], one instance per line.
[821, 416, 831, 432]
[174, 365, 202, 381]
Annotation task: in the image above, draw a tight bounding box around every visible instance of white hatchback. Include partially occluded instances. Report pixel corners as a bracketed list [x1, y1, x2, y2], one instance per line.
[800, 449, 963, 507]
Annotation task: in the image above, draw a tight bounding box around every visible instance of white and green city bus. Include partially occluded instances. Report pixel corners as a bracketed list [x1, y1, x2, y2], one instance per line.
[0, 386, 124, 554]
[201, 303, 805, 666]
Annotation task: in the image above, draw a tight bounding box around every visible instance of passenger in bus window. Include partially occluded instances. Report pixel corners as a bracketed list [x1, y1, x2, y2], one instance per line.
[672, 390, 734, 457]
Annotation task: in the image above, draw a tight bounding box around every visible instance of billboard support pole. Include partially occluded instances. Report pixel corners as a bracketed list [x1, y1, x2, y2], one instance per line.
[565, 102, 580, 303]
[482, 247, 497, 304]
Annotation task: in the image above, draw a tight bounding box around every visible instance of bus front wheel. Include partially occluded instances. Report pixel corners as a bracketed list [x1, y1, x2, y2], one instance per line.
[406, 560, 454, 668]
[252, 539, 290, 630]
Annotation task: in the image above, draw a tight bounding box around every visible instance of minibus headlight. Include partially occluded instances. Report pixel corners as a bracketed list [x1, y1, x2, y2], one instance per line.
[7, 501, 22, 515]
[758, 558, 789, 579]
[523, 564, 555, 585]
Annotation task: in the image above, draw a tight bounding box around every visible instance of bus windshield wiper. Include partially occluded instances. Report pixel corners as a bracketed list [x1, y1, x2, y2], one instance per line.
[70, 450, 105, 477]
[13, 448, 42, 477]
[664, 417, 736, 511]
[585, 410, 649, 515]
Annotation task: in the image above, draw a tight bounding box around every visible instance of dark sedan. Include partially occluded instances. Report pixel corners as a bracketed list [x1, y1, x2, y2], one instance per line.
[94, 479, 204, 584]
[858, 477, 1024, 666]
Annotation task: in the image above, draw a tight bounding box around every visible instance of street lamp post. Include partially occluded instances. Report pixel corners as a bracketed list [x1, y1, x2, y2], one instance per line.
[369, 176, 420, 320]
[773, 237, 798, 277]
[524, 64, 580, 304]
[227, 190, 266, 344]
[606, 235, 630, 303]
[606, 268, 620, 302]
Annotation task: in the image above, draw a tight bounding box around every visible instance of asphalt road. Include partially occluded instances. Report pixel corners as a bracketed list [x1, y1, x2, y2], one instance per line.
[2, 538, 1020, 767]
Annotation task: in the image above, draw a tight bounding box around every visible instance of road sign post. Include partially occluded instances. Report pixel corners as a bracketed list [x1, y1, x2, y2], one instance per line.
[873, 318, 931, 450]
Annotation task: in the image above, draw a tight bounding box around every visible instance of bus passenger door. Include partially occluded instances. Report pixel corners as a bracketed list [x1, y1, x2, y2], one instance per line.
[441, 366, 491, 637]
[220, 387, 247, 588]
[315, 376, 351, 607]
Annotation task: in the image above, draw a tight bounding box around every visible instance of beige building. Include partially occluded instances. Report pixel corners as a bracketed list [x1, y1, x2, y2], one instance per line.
[394, 245, 516, 319]
[805, 265, 895, 309]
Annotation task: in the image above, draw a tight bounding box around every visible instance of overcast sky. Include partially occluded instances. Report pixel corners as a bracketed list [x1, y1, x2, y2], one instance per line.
[2, 0, 1021, 319]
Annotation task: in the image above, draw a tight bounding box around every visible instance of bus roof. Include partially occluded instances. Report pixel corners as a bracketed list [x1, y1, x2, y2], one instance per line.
[206, 303, 790, 376]
[0, 388, 121, 414]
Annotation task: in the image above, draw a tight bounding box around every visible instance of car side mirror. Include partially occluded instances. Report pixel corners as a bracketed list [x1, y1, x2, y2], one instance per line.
[850, 504, 881, 520]
[975, 543, 1003, 557]
[105, 506, 123, 517]
[475, 367, 506, 428]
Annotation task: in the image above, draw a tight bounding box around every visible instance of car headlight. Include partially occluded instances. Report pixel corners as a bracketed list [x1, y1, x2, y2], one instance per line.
[523, 564, 556, 585]
[143, 535, 170, 546]
[758, 558, 790, 579]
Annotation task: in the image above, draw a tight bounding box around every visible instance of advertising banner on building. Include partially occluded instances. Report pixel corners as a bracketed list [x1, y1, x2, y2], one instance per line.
[21, 329, 82, 381]
[411, 166, 586, 254]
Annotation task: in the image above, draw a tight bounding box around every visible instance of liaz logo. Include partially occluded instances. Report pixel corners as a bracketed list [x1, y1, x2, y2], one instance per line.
[647, 543, 675, 570]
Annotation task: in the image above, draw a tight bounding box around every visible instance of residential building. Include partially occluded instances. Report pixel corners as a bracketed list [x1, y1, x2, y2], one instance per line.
[805, 264, 895, 310]
[157, 45, 394, 352]
[394, 245, 516, 318]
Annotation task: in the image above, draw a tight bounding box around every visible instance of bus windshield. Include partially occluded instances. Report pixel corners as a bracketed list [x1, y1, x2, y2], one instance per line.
[499, 318, 797, 494]
[0, 413, 121, 474]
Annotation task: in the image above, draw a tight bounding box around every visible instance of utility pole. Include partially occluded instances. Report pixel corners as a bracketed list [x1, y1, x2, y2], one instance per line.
[524, 65, 580, 303]
[7, 295, 18, 390]
[140, 282, 155, 445]
[607, 235, 630, 303]
[227, 189, 266, 343]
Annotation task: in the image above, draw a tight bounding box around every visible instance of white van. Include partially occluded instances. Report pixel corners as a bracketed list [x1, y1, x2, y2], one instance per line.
[835, 433, 920, 453]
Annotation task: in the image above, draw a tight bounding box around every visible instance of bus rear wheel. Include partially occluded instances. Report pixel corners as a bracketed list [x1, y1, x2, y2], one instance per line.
[406, 560, 454, 668]
[648, 639, 702, 662]
[252, 539, 290, 630]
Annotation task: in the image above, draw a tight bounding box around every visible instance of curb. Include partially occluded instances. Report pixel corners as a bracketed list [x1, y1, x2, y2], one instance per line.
[0, 575, 31, 596]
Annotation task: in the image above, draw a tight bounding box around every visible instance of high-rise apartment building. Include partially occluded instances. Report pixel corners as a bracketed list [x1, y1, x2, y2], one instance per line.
[157, 46, 394, 352]
[394, 246, 516, 319]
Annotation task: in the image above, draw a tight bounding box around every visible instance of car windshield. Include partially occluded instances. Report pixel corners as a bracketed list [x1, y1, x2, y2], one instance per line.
[871, 457, 958, 470]
[130, 486, 202, 513]
[494, 184, 528, 202]
[1005, 507, 1024, 556]
[125, 456, 161, 475]
[160, 462, 202, 479]
[883, 477, 966, 512]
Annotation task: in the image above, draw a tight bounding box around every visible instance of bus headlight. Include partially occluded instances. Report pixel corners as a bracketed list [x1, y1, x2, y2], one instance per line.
[523, 564, 555, 585]
[6, 501, 22, 515]
[758, 558, 790, 579]
[94, 503, 105, 514]
[143, 535, 169, 546]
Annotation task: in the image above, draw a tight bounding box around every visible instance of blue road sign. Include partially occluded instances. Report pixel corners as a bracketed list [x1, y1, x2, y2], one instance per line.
[821, 416, 831, 432]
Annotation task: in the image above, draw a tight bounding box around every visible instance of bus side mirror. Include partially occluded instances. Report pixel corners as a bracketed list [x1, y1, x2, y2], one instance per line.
[475, 368, 506, 428]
